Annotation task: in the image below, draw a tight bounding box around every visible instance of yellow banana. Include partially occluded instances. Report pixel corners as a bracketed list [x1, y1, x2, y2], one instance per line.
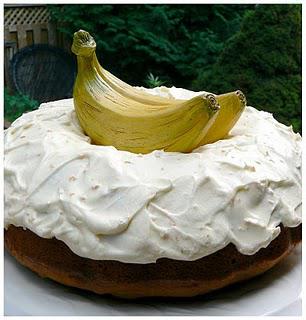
[201, 90, 247, 145]
[72, 30, 220, 153]
[71, 30, 246, 154]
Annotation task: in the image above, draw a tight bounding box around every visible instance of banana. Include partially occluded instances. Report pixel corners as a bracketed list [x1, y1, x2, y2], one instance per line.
[72, 30, 220, 153]
[71, 30, 246, 154]
[201, 90, 247, 145]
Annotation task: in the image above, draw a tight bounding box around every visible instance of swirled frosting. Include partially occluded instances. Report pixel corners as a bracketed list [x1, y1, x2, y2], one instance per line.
[4, 87, 302, 263]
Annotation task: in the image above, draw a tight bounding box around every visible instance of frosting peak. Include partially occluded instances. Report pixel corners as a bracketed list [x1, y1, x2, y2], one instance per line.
[4, 87, 302, 263]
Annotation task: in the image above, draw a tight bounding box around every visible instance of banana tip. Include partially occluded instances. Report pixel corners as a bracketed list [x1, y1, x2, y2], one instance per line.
[235, 90, 247, 107]
[204, 93, 220, 113]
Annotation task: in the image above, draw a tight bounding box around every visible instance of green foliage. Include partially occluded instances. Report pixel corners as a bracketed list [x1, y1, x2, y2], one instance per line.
[145, 73, 166, 88]
[48, 4, 301, 132]
[4, 88, 39, 122]
[193, 4, 301, 133]
[48, 4, 251, 87]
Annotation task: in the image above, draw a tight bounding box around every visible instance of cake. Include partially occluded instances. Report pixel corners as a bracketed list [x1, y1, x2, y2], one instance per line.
[4, 30, 302, 298]
[4, 87, 302, 298]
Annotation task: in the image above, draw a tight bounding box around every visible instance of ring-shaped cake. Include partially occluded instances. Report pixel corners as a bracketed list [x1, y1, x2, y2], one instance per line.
[4, 87, 302, 297]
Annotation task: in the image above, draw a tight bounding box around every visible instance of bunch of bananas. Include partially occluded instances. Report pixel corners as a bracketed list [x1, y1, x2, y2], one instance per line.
[72, 30, 246, 154]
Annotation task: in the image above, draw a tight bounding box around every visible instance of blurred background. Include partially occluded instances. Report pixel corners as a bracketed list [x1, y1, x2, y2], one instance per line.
[4, 4, 301, 133]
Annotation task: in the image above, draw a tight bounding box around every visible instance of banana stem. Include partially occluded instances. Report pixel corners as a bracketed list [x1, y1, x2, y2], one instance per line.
[71, 30, 96, 57]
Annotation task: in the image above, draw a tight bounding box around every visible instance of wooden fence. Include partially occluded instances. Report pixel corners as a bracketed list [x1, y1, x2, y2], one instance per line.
[4, 4, 71, 88]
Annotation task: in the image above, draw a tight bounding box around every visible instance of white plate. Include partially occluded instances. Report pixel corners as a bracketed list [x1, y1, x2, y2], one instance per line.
[4, 246, 301, 316]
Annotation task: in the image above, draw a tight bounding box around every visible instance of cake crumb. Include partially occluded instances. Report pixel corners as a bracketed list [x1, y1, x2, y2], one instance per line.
[92, 185, 100, 190]
[69, 176, 77, 182]
[162, 233, 169, 240]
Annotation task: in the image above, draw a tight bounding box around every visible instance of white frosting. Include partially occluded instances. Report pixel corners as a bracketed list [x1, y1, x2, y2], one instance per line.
[4, 87, 302, 263]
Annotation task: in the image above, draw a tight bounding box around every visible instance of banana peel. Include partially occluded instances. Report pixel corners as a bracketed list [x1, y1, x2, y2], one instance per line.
[72, 30, 246, 154]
